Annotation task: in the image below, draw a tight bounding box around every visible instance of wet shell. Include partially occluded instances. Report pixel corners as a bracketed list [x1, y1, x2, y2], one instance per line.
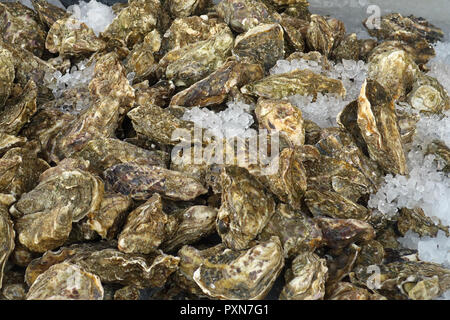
[26, 262, 104, 300]
[0, 205, 15, 290]
[407, 73, 450, 114]
[166, 0, 211, 18]
[328, 282, 386, 300]
[0, 47, 15, 109]
[306, 15, 335, 57]
[31, 0, 69, 29]
[0, 133, 27, 157]
[280, 252, 328, 300]
[279, 14, 307, 53]
[192, 237, 284, 300]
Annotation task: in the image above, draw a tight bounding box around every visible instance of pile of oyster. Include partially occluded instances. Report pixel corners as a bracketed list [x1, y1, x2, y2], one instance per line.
[0, 0, 449, 300]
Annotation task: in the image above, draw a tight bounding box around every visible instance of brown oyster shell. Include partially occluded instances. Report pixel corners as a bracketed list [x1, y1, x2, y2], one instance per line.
[31, 0, 69, 29]
[328, 282, 386, 300]
[104, 161, 207, 201]
[259, 203, 322, 257]
[357, 79, 407, 175]
[170, 59, 264, 108]
[332, 33, 361, 62]
[407, 73, 450, 114]
[166, 0, 211, 18]
[233, 23, 285, 71]
[26, 262, 104, 300]
[306, 15, 336, 57]
[280, 13, 307, 53]
[397, 208, 449, 237]
[0, 47, 14, 109]
[0, 204, 14, 290]
[0, 133, 27, 157]
[216, 166, 276, 250]
[426, 140, 450, 173]
[280, 251, 328, 300]
[118, 193, 177, 254]
[241, 69, 346, 100]
[192, 237, 284, 300]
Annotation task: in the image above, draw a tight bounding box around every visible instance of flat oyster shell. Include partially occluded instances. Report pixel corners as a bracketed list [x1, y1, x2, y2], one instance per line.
[217, 0, 281, 33]
[31, 0, 69, 29]
[118, 193, 177, 254]
[0, 47, 14, 109]
[255, 98, 305, 147]
[26, 262, 104, 300]
[72, 138, 168, 174]
[368, 47, 419, 100]
[259, 203, 322, 257]
[104, 161, 207, 201]
[280, 252, 327, 300]
[158, 27, 234, 87]
[161, 205, 218, 252]
[170, 59, 263, 108]
[233, 23, 284, 71]
[167, 0, 211, 18]
[192, 237, 284, 300]
[357, 79, 407, 175]
[0, 204, 14, 290]
[305, 190, 370, 220]
[216, 166, 276, 250]
[407, 73, 450, 114]
[0, 80, 37, 136]
[0, 2, 46, 58]
[241, 69, 346, 100]
[46, 17, 106, 56]
[86, 192, 132, 240]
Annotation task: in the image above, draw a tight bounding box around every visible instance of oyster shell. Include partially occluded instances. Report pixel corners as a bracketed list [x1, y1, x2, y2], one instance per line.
[26, 262, 104, 300]
[192, 237, 284, 300]
[118, 193, 177, 254]
[104, 161, 207, 201]
[158, 27, 234, 87]
[166, 0, 211, 18]
[306, 15, 336, 57]
[397, 208, 448, 237]
[233, 23, 285, 71]
[0, 80, 37, 136]
[170, 59, 264, 108]
[279, 13, 307, 53]
[31, 0, 69, 29]
[216, 166, 276, 250]
[328, 282, 386, 300]
[134, 79, 176, 108]
[426, 140, 450, 173]
[114, 285, 141, 300]
[0, 47, 14, 109]
[0, 134, 27, 157]
[0, 2, 46, 58]
[259, 203, 322, 257]
[407, 73, 450, 114]
[0, 204, 14, 290]
[280, 252, 328, 300]
[357, 79, 407, 175]
[332, 33, 360, 62]
[241, 69, 346, 100]
[216, 0, 281, 33]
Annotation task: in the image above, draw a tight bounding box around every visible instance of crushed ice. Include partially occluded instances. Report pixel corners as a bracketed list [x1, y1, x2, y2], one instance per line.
[67, 0, 116, 36]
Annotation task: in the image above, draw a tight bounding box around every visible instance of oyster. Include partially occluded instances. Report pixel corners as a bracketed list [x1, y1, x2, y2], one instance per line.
[355, 240, 385, 268]
[259, 203, 322, 257]
[305, 190, 370, 220]
[170, 59, 264, 108]
[280, 252, 328, 300]
[46, 17, 106, 56]
[0, 80, 37, 136]
[216, 0, 281, 33]
[407, 74, 450, 114]
[426, 140, 450, 173]
[280, 13, 308, 53]
[124, 38, 157, 82]
[357, 80, 407, 175]
[31, 0, 69, 29]
[332, 33, 360, 62]
[306, 15, 336, 57]
[161, 205, 218, 252]
[158, 27, 234, 87]
[316, 218, 375, 249]
[118, 193, 177, 254]
[397, 208, 448, 237]
[166, 0, 211, 18]
[26, 262, 104, 300]
[0, 2, 46, 57]
[72, 138, 168, 174]
[0, 204, 14, 290]
[328, 282, 386, 300]
[367, 47, 419, 100]
[0, 134, 27, 156]
[192, 237, 284, 300]
[86, 192, 132, 240]
[241, 69, 346, 100]
[233, 23, 284, 71]
[114, 285, 141, 300]
[104, 161, 207, 201]
[12, 159, 104, 252]
[134, 79, 176, 108]
[216, 166, 276, 250]
[0, 47, 14, 109]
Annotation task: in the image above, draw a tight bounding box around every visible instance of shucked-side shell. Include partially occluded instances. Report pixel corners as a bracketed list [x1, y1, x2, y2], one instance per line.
[192, 237, 284, 300]
[280, 252, 328, 300]
[216, 166, 276, 250]
[26, 262, 104, 300]
[241, 69, 346, 100]
[357, 79, 407, 175]
[233, 23, 285, 71]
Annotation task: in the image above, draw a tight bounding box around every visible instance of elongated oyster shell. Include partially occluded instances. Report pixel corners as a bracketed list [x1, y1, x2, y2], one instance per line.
[259, 203, 322, 257]
[118, 193, 177, 254]
[217, 0, 280, 33]
[280, 252, 327, 300]
[217, 166, 275, 250]
[26, 262, 104, 300]
[0, 47, 14, 109]
[0, 80, 37, 136]
[170, 59, 263, 108]
[104, 161, 207, 201]
[233, 23, 284, 71]
[0, 204, 14, 290]
[192, 237, 284, 300]
[241, 69, 346, 100]
[46, 17, 106, 56]
[407, 73, 450, 114]
[357, 79, 407, 175]
[397, 208, 448, 237]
